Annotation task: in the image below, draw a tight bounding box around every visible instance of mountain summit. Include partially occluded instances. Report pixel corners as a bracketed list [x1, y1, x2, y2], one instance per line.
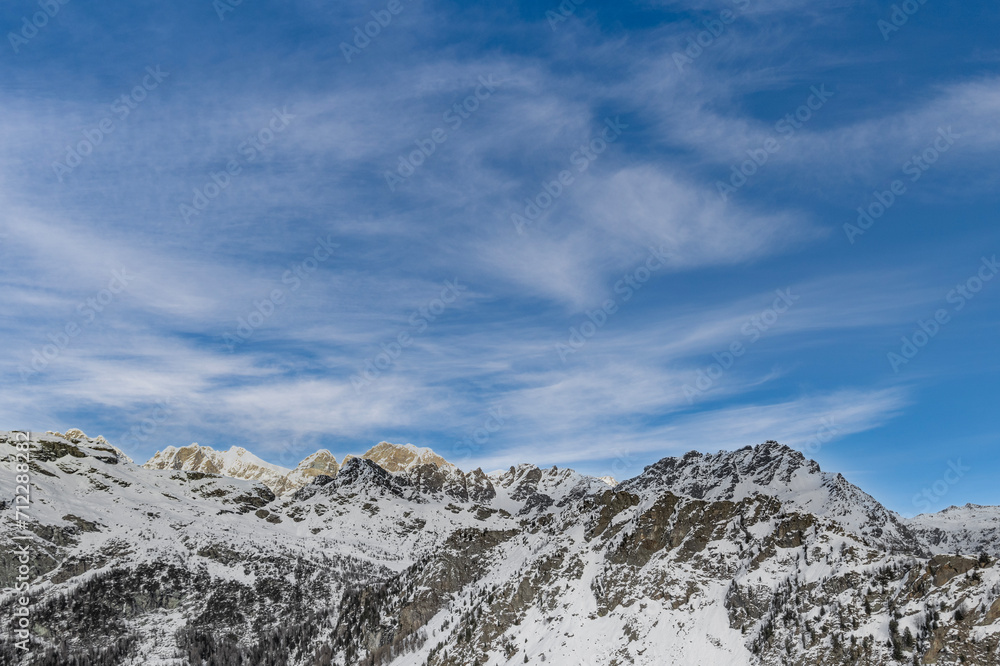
[143, 443, 299, 492]
[143, 440, 451, 495]
[622, 440, 915, 550]
[344, 441, 455, 473]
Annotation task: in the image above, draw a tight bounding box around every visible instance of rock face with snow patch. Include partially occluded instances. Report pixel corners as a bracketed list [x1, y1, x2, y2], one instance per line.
[621, 440, 920, 553]
[3, 432, 999, 666]
[343, 441, 455, 473]
[143, 443, 296, 492]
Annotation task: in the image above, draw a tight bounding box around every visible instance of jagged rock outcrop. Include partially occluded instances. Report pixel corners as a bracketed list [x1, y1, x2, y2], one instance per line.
[401, 463, 497, 504]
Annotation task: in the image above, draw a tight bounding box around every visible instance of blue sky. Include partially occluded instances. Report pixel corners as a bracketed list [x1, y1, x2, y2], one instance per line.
[2, 0, 998, 515]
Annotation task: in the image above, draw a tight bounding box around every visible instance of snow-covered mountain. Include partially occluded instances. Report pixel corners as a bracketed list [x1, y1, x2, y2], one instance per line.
[619, 441, 920, 552]
[143, 442, 296, 490]
[143, 440, 450, 496]
[2, 430, 999, 666]
[908, 504, 1000, 558]
[342, 441, 455, 473]
[271, 449, 341, 496]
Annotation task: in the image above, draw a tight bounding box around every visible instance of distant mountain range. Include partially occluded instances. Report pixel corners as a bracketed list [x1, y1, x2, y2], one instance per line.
[144, 440, 470, 496]
[2, 429, 998, 665]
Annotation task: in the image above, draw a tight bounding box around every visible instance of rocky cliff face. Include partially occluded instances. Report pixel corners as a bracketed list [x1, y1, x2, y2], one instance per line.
[3, 431, 999, 666]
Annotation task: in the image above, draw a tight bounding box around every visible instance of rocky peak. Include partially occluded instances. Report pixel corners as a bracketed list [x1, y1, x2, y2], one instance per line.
[352, 441, 454, 473]
[143, 444, 331, 497]
[45, 428, 134, 464]
[268, 450, 340, 496]
[144, 443, 289, 481]
[332, 457, 407, 497]
[142, 440, 457, 497]
[145, 444, 222, 474]
[491, 463, 616, 516]
[297, 449, 338, 472]
[906, 503, 1000, 556]
[621, 441, 917, 551]
[623, 440, 819, 501]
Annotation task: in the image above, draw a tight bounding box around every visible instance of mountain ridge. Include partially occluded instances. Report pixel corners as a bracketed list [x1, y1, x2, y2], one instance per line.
[3, 429, 999, 665]
[142, 438, 457, 496]
[56, 429, 1000, 527]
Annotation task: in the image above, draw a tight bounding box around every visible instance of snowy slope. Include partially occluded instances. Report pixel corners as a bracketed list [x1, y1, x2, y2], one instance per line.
[907, 503, 1000, 557]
